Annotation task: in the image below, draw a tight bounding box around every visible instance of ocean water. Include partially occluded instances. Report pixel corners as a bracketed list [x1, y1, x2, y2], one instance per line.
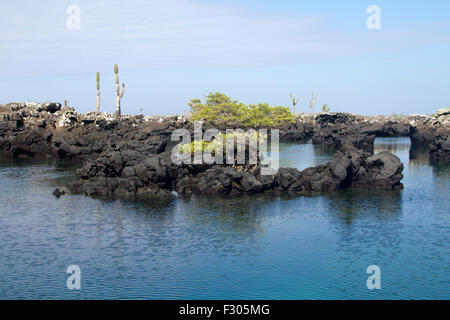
[0, 137, 448, 299]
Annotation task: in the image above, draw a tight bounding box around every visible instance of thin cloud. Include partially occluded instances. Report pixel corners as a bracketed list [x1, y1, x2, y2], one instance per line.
[1, 0, 449, 77]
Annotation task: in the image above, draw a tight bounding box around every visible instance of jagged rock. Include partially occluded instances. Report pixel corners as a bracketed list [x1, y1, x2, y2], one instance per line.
[278, 121, 314, 142]
[121, 166, 136, 178]
[65, 145, 405, 199]
[410, 108, 450, 164]
[240, 172, 263, 192]
[0, 102, 447, 198]
[42, 102, 61, 113]
[52, 188, 65, 198]
[429, 136, 450, 164]
[195, 168, 233, 194]
[275, 168, 302, 190]
[312, 113, 376, 152]
[434, 108, 450, 118]
[352, 152, 404, 190]
[361, 122, 410, 137]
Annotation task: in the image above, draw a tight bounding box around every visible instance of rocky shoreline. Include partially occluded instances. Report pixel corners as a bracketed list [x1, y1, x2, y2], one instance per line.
[1, 102, 448, 200]
[63, 143, 403, 201]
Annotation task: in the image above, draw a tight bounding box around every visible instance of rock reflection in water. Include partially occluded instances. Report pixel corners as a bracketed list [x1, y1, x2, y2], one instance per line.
[374, 137, 411, 154]
[0, 137, 448, 299]
[409, 145, 431, 166]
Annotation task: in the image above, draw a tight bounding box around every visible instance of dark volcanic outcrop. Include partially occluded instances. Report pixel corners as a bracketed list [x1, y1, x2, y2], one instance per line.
[428, 109, 450, 164]
[311, 112, 417, 153]
[312, 113, 376, 152]
[62, 143, 404, 199]
[277, 119, 314, 142]
[176, 144, 404, 194]
[1, 101, 447, 163]
[0, 102, 187, 160]
[1, 101, 448, 201]
[410, 108, 450, 164]
[429, 135, 450, 163]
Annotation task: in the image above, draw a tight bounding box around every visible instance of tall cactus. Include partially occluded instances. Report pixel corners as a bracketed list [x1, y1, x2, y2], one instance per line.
[114, 64, 125, 119]
[290, 93, 300, 114]
[309, 91, 318, 114]
[96, 72, 100, 112]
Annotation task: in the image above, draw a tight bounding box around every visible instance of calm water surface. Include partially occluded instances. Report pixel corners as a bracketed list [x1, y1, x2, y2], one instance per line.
[0, 138, 449, 299]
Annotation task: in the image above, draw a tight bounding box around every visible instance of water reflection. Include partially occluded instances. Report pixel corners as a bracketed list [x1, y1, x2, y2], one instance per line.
[277, 142, 334, 170]
[174, 194, 279, 236]
[432, 164, 450, 178]
[325, 190, 403, 226]
[0, 137, 449, 299]
[323, 189, 404, 283]
[431, 165, 450, 202]
[409, 145, 431, 166]
[83, 137, 430, 240]
[374, 137, 411, 154]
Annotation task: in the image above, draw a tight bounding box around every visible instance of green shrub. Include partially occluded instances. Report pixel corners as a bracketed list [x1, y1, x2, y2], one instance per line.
[188, 92, 294, 127]
[178, 131, 267, 155]
[321, 104, 330, 112]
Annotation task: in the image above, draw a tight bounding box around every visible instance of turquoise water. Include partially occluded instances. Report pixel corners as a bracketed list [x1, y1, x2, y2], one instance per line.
[0, 138, 449, 299]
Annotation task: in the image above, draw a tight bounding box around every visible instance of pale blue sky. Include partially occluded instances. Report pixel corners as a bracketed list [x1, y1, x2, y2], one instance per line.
[0, 0, 449, 115]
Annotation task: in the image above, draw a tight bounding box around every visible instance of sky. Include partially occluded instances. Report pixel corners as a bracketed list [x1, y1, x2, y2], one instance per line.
[0, 0, 449, 115]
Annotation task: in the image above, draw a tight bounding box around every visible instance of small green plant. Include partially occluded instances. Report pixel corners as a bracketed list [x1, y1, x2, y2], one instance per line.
[96, 72, 101, 112]
[321, 104, 330, 112]
[178, 131, 267, 171]
[114, 64, 125, 119]
[178, 131, 267, 154]
[290, 93, 300, 114]
[309, 91, 318, 114]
